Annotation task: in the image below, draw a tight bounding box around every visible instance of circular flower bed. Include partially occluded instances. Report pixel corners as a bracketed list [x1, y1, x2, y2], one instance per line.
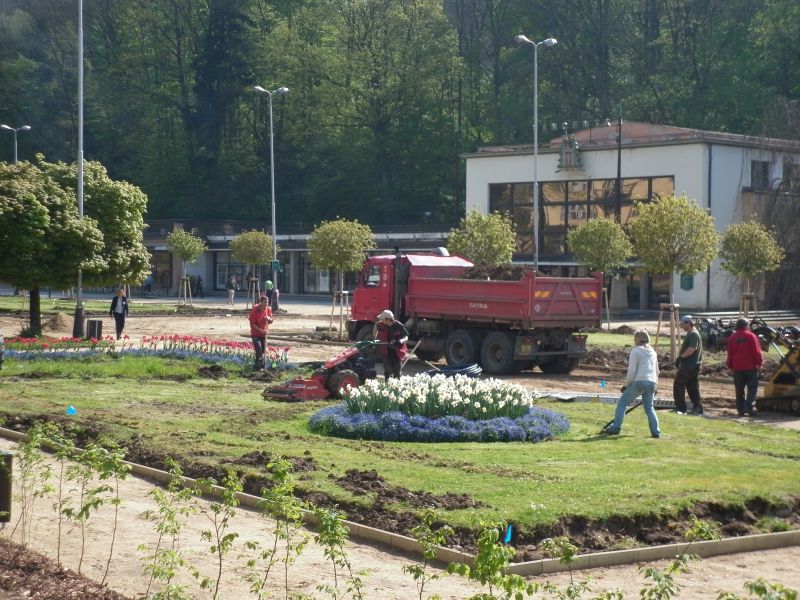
[308, 374, 569, 443]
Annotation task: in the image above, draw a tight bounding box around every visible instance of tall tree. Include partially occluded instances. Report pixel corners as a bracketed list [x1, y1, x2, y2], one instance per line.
[447, 210, 516, 265]
[0, 161, 104, 335]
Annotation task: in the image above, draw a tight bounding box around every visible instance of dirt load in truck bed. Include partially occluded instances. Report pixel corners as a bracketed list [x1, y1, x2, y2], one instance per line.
[459, 264, 543, 280]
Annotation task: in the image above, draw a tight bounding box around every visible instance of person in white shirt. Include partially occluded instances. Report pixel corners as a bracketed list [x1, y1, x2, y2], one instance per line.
[604, 329, 661, 438]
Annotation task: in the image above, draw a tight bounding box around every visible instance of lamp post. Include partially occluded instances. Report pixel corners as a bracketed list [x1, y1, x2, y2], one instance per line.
[607, 102, 623, 221]
[253, 85, 289, 268]
[0, 124, 31, 163]
[72, 0, 86, 338]
[514, 34, 557, 272]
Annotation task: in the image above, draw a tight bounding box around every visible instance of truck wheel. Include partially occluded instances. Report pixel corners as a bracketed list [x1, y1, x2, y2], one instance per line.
[445, 329, 481, 366]
[356, 324, 381, 360]
[328, 369, 360, 399]
[480, 331, 516, 375]
[539, 357, 580, 374]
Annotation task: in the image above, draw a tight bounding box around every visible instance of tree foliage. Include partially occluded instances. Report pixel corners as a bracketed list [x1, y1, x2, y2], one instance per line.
[307, 219, 376, 274]
[0, 161, 103, 291]
[447, 211, 516, 266]
[35, 157, 151, 286]
[166, 229, 207, 264]
[719, 220, 785, 279]
[229, 230, 272, 266]
[567, 218, 633, 274]
[628, 194, 719, 301]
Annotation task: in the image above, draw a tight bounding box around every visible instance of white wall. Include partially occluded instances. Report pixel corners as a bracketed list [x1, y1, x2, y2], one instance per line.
[463, 141, 763, 310]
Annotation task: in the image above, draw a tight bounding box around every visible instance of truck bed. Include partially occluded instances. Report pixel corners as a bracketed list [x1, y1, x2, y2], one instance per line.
[405, 271, 602, 329]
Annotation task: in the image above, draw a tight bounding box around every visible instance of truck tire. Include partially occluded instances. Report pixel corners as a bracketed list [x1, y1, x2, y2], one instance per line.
[539, 356, 580, 374]
[356, 324, 381, 360]
[480, 331, 516, 375]
[328, 369, 360, 399]
[445, 329, 481, 366]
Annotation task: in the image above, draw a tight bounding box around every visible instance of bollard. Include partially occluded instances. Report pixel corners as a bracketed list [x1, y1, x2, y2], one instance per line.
[86, 319, 103, 340]
[0, 450, 11, 523]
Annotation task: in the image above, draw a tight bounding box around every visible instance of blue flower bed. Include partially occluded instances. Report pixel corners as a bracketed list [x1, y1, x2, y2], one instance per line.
[308, 404, 569, 443]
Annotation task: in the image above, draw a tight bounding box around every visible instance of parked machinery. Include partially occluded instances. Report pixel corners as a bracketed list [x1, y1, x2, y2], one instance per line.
[753, 325, 800, 415]
[697, 317, 770, 352]
[263, 341, 377, 401]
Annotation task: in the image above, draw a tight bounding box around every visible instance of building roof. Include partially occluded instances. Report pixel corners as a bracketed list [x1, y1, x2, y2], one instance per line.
[464, 121, 800, 157]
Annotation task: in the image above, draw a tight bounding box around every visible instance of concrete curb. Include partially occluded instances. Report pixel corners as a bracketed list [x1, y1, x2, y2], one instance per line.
[1, 426, 797, 575]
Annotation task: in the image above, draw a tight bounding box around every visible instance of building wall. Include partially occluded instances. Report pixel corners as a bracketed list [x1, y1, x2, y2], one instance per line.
[464, 141, 771, 310]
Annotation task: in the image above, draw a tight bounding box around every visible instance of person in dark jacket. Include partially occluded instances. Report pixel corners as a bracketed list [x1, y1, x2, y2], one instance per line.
[109, 288, 129, 340]
[673, 315, 704, 415]
[372, 309, 409, 379]
[726, 318, 763, 416]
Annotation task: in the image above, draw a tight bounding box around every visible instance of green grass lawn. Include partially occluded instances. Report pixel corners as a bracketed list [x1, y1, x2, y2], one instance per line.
[1, 355, 798, 540]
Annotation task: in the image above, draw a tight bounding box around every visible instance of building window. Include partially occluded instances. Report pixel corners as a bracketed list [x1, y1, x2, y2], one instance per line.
[751, 160, 770, 189]
[489, 175, 674, 259]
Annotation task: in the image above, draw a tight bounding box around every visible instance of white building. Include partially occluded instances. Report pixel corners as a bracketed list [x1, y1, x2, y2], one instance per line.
[464, 122, 800, 310]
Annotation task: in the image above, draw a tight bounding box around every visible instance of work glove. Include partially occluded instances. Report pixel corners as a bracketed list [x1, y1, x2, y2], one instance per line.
[620, 385, 627, 393]
[390, 339, 401, 348]
[674, 358, 681, 369]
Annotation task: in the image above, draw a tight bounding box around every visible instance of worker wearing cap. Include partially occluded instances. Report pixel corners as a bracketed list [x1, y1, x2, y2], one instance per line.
[248, 293, 273, 369]
[673, 315, 704, 415]
[373, 309, 409, 379]
[726, 318, 762, 417]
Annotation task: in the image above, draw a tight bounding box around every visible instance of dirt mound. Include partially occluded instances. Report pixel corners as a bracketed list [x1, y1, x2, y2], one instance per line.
[42, 312, 73, 333]
[460, 264, 541, 281]
[612, 325, 635, 335]
[336, 469, 483, 510]
[198, 364, 228, 379]
[236, 450, 316, 472]
[0, 537, 131, 600]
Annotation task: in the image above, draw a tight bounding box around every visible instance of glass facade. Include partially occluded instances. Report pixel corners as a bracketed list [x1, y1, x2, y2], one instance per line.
[489, 176, 674, 260]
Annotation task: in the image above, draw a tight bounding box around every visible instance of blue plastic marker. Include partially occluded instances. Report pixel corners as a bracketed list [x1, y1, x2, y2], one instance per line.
[503, 524, 513, 544]
[600, 379, 607, 389]
[66, 405, 77, 416]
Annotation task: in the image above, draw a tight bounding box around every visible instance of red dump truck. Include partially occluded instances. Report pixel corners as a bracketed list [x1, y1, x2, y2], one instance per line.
[347, 252, 603, 375]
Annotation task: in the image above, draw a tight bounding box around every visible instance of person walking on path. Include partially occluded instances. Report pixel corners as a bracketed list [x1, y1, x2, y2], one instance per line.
[372, 309, 409, 379]
[673, 315, 704, 415]
[726, 318, 763, 416]
[248, 293, 273, 369]
[109, 288, 129, 340]
[226, 275, 238, 306]
[264, 279, 274, 304]
[194, 276, 204, 298]
[603, 329, 661, 438]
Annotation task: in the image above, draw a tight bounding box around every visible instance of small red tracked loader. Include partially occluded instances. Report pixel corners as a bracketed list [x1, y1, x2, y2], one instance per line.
[263, 340, 379, 401]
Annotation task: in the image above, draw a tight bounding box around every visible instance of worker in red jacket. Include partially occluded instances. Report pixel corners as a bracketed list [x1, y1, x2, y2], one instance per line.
[248, 293, 273, 369]
[373, 309, 409, 379]
[725, 318, 763, 417]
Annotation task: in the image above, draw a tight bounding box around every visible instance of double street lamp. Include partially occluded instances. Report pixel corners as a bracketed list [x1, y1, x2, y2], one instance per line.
[514, 34, 557, 272]
[0, 124, 32, 163]
[253, 85, 289, 267]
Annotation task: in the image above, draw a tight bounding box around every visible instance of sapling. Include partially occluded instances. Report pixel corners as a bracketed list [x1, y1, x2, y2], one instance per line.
[403, 509, 453, 600]
[243, 457, 309, 599]
[313, 506, 368, 600]
[62, 443, 114, 574]
[139, 459, 196, 599]
[448, 522, 538, 599]
[96, 443, 131, 585]
[47, 426, 76, 566]
[639, 515, 720, 600]
[194, 470, 243, 600]
[11, 421, 55, 546]
[717, 577, 798, 599]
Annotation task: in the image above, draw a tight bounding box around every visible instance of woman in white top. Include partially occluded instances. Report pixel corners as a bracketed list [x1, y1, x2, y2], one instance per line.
[604, 329, 661, 438]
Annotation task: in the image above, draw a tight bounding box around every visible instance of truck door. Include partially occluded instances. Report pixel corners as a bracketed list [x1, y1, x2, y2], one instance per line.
[351, 261, 392, 321]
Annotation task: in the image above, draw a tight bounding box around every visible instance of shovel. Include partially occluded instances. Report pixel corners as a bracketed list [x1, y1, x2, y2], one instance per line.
[600, 400, 642, 433]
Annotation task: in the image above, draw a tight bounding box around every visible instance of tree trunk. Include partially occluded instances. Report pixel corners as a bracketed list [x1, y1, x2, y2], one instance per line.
[29, 287, 42, 337]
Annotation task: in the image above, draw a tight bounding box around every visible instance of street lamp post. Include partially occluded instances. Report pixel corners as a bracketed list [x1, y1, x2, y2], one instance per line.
[0, 124, 32, 163]
[72, 0, 86, 339]
[514, 34, 557, 272]
[253, 85, 289, 267]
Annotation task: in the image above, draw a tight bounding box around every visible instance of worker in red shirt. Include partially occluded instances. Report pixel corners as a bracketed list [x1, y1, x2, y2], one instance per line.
[372, 309, 409, 379]
[248, 293, 273, 369]
[725, 318, 763, 417]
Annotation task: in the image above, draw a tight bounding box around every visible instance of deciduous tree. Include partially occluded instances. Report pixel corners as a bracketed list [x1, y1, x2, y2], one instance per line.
[719, 220, 784, 298]
[447, 210, 516, 266]
[166, 229, 207, 277]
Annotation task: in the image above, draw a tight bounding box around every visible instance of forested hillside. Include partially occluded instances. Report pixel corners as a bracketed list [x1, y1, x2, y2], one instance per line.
[1, 0, 798, 225]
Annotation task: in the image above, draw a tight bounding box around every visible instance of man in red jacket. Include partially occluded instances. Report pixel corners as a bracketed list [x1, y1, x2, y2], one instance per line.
[726, 318, 763, 417]
[248, 293, 273, 369]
